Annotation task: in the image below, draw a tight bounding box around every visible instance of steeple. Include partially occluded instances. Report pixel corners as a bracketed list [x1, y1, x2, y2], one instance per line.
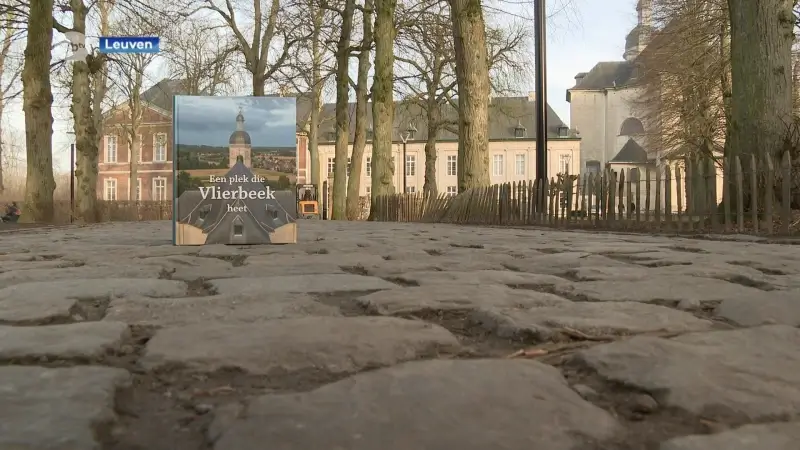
[236, 107, 245, 131]
[623, 0, 653, 61]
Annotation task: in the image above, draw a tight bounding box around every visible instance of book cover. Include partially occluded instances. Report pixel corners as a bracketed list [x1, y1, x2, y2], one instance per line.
[172, 96, 298, 245]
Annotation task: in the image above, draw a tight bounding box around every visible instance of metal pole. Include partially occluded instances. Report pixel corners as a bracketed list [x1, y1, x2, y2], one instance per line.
[534, 0, 548, 184]
[70, 143, 75, 223]
[402, 141, 407, 193]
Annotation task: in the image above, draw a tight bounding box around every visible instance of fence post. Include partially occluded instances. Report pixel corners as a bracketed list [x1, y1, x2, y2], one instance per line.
[644, 167, 651, 222]
[664, 165, 672, 228]
[676, 165, 684, 232]
[749, 154, 759, 233]
[616, 169, 625, 223]
[781, 151, 791, 234]
[764, 155, 774, 234]
[723, 157, 731, 232]
[654, 167, 662, 224]
[734, 156, 745, 233]
[708, 157, 719, 232]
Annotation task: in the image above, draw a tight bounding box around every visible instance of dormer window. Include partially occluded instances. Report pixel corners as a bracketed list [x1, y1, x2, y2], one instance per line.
[558, 126, 569, 137]
[366, 126, 374, 140]
[514, 122, 525, 138]
[326, 131, 336, 141]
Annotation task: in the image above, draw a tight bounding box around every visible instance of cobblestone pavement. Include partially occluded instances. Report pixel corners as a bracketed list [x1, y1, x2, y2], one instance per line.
[1, 220, 800, 450]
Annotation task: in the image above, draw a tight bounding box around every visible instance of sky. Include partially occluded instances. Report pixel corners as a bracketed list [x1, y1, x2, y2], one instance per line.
[5, 0, 636, 173]
[175, 96, 297, 147]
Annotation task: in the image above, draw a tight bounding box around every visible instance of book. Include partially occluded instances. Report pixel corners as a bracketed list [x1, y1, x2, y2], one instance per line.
[172, 96, 298, 245]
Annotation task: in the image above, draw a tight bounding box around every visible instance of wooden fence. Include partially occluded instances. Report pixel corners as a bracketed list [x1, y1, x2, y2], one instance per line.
[10, 201, 173, 224]
[371, 152, 798, 235]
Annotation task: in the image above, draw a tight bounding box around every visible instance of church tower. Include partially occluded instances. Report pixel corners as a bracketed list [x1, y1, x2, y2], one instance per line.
[623, 0, 653, 61]
[228, 108, 252, 167]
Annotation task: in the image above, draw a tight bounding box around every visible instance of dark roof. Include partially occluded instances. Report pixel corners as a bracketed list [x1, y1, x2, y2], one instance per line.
[610, 138, 649, 163]
[312, 96, 571, 143]
[229, 130, 251, 145]
[140, 79, 192, 111]
[569, 62, 636, 91]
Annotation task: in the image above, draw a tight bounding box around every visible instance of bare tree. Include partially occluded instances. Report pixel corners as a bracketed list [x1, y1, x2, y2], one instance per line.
[0, 11, 21, 194]
[633, 0, 729, 162]
[22, 0, 56, 221]
[162, 20, 240, 95]
[331, 0, 356, 219]
[395, 1, 530, 198]
[345, 0, 373, 220]
[449, 0, 491, 192]
[203, 0, 307, 95]
[277, 0, 337, 189]
[54, 0, 113, 222]
[107, 14, 162, 202]
[368, 0, 397, 216]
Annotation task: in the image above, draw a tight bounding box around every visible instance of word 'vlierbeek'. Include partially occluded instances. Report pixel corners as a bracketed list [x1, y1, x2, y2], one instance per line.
[198, 186, 276, 200]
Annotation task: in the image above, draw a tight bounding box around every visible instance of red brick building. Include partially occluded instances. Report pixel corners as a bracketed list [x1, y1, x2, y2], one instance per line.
[97, 79, 310, 201]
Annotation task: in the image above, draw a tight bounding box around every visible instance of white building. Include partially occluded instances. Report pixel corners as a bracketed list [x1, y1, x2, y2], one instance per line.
[567, 0, 654, 176]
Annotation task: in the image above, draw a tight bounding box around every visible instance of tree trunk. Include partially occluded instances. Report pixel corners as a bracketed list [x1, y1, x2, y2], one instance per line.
[22, 0, 56, 222]
[71, 0, 100, 223]
[368, 0, 397, 219]
[331, 0, 356, 220]
[727, 0, 794, 205]
[129, 135, 139, 201]
[346, 0, 374, 220]
[307, 7, 324, 188]
[449, 0, 491, 192]
[86, 1, 111, 222]
[423, 98, 441, 198]
[252, 73, 266, 96]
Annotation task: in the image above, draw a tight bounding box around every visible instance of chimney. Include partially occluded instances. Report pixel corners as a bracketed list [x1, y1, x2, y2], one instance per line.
[528, 91, 535, 102]
[574, 73, 587, 83]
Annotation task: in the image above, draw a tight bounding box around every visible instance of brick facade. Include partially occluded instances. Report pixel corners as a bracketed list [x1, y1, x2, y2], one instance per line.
[97, 104, 174, 201]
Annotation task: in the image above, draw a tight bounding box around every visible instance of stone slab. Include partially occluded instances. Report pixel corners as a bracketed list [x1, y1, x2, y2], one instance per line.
[210, 359, 619, 450]
[0, 264, 165, 289]
[0, 366, 129, 450]
[472, 302, 713, 341]
[141, 316, 460, 374]
[0, 278, 186, 323]
[105, 293, 340, 326]
[502, 253, 634, 275]
[714, 289, 800, 326]
[574, 325, 800, 420]
[210, 274, 398, 295]
[137, 255, 236, 281]
[555, 276, 765, 304]
[391, 270, 569, 287]
[0, 321, 129, 360]
[358, 284, 570, 315]
[660, 422, 800, 450]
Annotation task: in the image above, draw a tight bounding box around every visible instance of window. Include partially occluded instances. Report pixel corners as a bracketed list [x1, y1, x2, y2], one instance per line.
[515, 154, 525, 176]
[153, 177, 167, 201]
[327, 157, 334, 176]
[105, 136, 117, 163]
[135, 178, 142, 201]
[366, 157, 371, 176]
[492, 154, 504, 176]
[619, 117, 644, 136]
[405, 155, 415, 176]
[514, 126, 525, 138]
[558, 126, 569, 137]
[586, 160, 601, 173]
[559, 154, 570, 174]
[446, 155, 457, 176]
[405, 186, 415, 193]
[233, 223, 243, 236]
[447, 186, 457, 196]
[365, 186, 371, 194]
[154, 134, 167, 162]
[104, 178, 117, 200]
[347, 157, 351, 176]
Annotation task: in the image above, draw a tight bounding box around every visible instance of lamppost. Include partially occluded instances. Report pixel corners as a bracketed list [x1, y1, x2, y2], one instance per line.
[534, 0, 548, 187]
[400, 123, 417, 193]
[67, 132, 76, 223]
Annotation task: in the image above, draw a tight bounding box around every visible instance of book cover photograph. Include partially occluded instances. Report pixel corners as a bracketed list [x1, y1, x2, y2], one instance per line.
[173, 96, 298, 245]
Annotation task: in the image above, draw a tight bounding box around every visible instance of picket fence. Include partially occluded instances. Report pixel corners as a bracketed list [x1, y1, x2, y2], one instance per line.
[371, 152, 797, 235]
